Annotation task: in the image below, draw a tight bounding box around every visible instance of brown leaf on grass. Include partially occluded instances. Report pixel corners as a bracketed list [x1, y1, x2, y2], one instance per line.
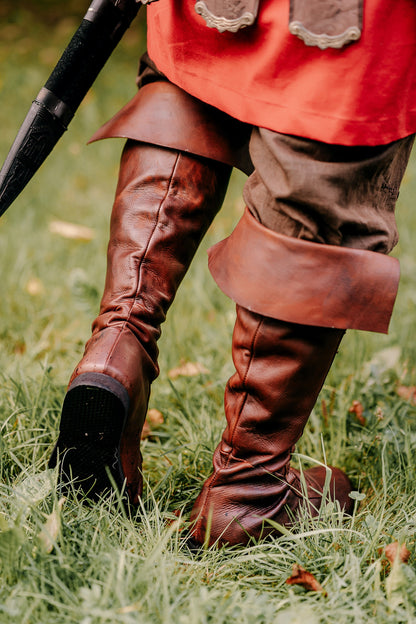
[385, 542, 411, 565]
[349, 400, 366, 426]
[141, 409, 165, 440]
[168, 360, 210, 379]
[38, 497, 66, 553]
[13, 340, 26, 355]
[286, 564, 325, 594]
[166, 508, 182, 527]
[49, 220, 95, 241]
[25, 278, 45, 296]
[396, 385, 416, 404]
[141, 421, 151, 440]
[384, 541, 412, 609]
[147, 408, 164, 426]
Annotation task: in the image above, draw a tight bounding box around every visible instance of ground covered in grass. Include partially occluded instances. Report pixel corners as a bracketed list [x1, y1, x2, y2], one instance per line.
[1, 3, 416, 622]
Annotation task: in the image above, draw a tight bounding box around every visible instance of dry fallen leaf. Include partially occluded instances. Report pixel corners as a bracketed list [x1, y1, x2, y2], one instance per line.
[147, 408, 164, 425]
[141, 421, 151, 440]
[168, 360, 210, 379]
[49, 219, 95, 241]
[385, 542, 411, 610]
[141, 409, 165, 440]
[13, 340, 26, 355]
[396, 385, 416, 404]
[38, 497, 66, 553]
[286, 564, 325, 594]
[166, 508, 182, 527]
[25, 278, 44, 296]
[349, 400, 366, 426]
[385, 541, 411, 565]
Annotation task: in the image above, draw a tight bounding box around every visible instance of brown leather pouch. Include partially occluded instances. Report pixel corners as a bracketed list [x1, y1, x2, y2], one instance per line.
[289, 0, 363, 49]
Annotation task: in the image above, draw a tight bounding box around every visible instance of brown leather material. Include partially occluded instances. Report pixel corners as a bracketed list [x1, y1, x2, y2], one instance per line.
[69, 141, 231, 503]
[208, 208, 400, 334]
[190, 305, 353, 546]
[88, 81, 253, 175]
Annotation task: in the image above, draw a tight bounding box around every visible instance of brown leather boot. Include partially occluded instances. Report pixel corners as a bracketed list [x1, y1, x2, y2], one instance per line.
[50, 140, 231, 503]
[189, 208, 401, 545]
[190, 306, 352, 546]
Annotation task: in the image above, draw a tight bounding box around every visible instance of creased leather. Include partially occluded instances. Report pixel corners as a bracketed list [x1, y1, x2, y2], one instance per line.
[208, 208, 400, 334]
[70, 141, 231, 503]
[190, 306, 353, 546]
[88, 82, 253, 175]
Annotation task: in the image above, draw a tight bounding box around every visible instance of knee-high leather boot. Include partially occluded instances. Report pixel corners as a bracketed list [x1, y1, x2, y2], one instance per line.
[190, 306, 351, 545]
[190, 208, 401, 545]
[50, 140, 231, 503]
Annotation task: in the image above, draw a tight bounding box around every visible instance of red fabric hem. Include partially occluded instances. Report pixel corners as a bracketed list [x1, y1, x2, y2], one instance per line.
[147, 0, 416, 146]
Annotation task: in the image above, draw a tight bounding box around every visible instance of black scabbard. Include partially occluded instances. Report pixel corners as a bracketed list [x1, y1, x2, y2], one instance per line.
[0, 0, 142, 217]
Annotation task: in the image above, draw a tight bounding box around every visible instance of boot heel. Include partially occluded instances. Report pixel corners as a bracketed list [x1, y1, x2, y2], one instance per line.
[49, 383, 127, 499]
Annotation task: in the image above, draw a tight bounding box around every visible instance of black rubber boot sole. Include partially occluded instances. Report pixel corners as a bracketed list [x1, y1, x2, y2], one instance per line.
[49, 373, 130, 501]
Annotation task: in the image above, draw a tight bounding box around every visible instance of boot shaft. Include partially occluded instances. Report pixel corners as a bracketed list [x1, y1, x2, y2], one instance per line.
[220, 306, 344, 468]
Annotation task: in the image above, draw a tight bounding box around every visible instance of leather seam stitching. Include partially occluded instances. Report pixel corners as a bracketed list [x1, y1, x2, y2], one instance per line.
[192, 313, 263, 540]
[102, 150, 181, 373]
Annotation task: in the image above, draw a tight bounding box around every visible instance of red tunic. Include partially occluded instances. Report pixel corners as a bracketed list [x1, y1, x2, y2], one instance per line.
[147, 0, 416, 146]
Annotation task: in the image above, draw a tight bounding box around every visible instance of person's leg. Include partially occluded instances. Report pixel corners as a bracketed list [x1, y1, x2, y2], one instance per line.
[49, 64, 250, 501]
[190, 131, 414, 546]
[244, 128, 414, 252]
[51, 141, 231, 502]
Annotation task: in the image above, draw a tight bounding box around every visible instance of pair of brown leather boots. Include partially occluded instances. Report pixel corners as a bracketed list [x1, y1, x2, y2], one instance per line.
[49, 111, 399, 546]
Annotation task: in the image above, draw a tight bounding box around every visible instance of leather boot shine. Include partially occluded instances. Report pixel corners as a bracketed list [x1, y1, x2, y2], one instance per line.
[188, 207, 400, 546]
[50, 140, 231, 503]
[190, 305, 353, 546]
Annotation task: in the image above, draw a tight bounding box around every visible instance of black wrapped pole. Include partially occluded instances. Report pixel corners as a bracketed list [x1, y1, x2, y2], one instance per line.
[0, 0, 142, 217]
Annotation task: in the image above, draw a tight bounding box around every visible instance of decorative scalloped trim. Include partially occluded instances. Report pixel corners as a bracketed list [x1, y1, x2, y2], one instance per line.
[194, 0, 256, 32]
[289, 21, 361, 49]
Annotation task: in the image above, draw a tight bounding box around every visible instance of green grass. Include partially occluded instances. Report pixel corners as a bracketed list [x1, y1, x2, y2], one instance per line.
[1, 3, 416, 622]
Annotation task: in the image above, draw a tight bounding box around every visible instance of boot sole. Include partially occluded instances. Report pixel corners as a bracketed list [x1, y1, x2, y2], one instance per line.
[49, 374, 129, 501]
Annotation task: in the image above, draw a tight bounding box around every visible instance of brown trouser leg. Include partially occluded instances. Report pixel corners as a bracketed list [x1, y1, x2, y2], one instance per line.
[244, 128, 414, 251]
